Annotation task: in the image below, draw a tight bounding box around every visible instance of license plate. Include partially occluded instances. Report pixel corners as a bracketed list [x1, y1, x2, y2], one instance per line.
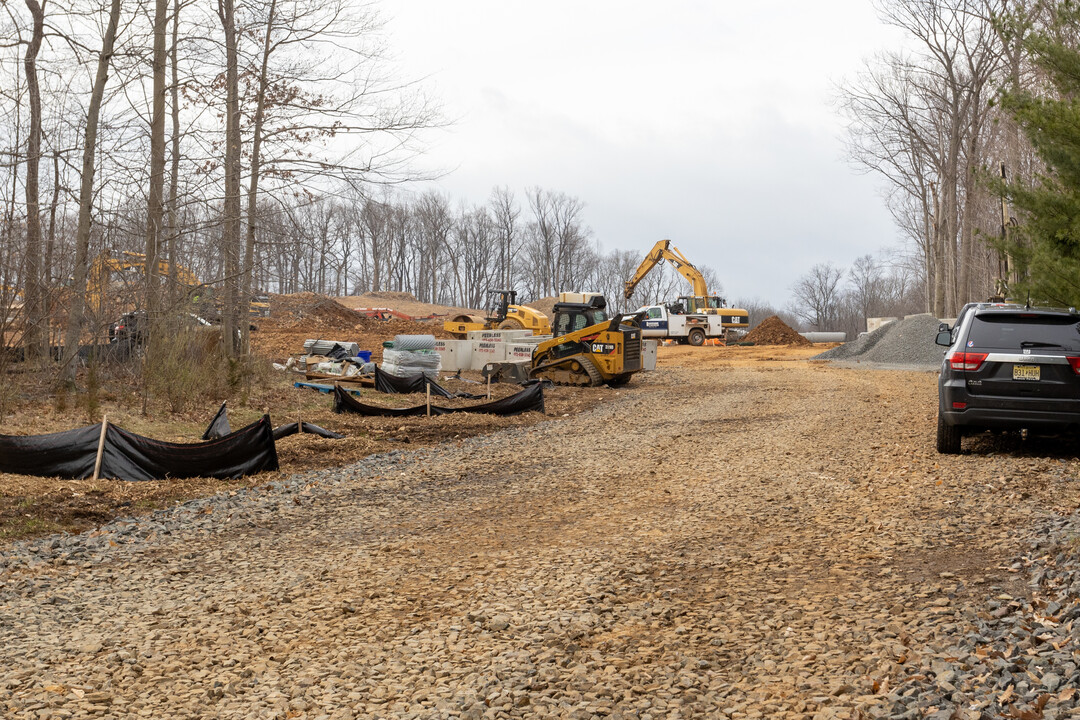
[1013, 364, 1040, 381]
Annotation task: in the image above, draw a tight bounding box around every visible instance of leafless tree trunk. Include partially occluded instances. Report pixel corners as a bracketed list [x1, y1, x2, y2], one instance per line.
[22, 0, 46, 360]
[242, 0, 277, 353]
[59, 0, 123, 385]
[165, 0, 181, 309]
[218, 0, 241, 357]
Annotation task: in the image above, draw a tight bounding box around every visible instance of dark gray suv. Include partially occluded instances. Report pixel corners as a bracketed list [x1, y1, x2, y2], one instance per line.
[936, 304, 1080, 453]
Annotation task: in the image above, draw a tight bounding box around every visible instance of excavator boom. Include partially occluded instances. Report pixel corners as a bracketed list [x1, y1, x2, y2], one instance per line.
[624, 239, 710, 301]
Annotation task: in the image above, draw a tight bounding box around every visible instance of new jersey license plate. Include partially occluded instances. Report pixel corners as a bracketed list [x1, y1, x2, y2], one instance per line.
[1013, 364, 1040, 381]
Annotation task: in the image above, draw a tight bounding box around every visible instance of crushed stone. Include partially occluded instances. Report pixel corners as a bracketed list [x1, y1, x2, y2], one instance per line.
[814, 313, 945, 369]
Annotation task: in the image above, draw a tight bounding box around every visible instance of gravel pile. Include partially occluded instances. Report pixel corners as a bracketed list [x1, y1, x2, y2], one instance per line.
[814, 314, 945, 368]
[813, 321, 895, 361]
[880, 513, 1080, 720]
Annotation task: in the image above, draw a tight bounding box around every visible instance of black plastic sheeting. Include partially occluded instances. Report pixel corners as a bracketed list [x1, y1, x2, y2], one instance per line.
[273, 422, 345, 440]
[202, 401, 232, 440]
[202, 403, 345, 442]
[374, 366, 454, 398]
[0, 424, 102, 478]
[0, 416, 279, 481]
[332, 382, 545, 417]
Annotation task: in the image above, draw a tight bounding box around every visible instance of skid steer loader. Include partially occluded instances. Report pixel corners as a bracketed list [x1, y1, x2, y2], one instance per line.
[528, 293, 644, 387]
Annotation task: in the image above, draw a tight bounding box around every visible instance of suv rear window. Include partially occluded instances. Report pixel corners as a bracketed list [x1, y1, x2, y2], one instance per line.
[968, 314, 1080, 350]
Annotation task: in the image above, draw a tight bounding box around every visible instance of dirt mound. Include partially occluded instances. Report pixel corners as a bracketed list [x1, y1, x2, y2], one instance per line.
[742, 315, 810, 346]
[269, 293, 368, 328]
[338, 292, 476, 319]
[255, 293, 452, 362]
[524, 296, 558, 320]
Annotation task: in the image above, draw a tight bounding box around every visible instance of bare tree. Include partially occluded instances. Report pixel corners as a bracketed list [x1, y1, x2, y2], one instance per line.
[21, 0, 46, 359]
[791, 263, 845, 330]
[60, 0, 123, 384]
[839, 0, 1009, 316]
[217, 0, 241, 356]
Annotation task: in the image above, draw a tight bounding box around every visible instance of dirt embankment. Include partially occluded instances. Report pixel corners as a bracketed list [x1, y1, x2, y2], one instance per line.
[337, 291, 478, 320]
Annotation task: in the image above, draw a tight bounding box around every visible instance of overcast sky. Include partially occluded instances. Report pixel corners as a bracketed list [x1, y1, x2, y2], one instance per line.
[379, 0, 908, 306]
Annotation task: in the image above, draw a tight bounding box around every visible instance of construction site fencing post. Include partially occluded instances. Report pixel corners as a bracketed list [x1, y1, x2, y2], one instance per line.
[92, 415, 108, 481]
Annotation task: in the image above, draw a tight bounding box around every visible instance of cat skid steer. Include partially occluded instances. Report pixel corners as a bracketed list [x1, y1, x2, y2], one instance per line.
[529, 293, 644, 387]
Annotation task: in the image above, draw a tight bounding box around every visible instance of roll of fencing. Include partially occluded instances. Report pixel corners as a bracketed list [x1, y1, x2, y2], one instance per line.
[382, 349, 441, 370]
[392, 334, 437, 351]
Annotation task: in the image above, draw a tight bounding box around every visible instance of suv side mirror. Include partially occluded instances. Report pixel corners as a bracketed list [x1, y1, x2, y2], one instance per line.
[935, 330, 953, 347]
[938, 322, 950, 333]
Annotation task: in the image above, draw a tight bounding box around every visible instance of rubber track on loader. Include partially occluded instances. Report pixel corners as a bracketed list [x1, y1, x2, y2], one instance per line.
[530, 353, 603, 386]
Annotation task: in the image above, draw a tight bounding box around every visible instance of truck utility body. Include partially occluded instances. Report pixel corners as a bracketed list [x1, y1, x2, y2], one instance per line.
[636, 304, 745, 345]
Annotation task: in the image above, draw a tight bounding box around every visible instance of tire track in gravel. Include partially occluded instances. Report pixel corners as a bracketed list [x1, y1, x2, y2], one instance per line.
[4, 360, 1080, 719]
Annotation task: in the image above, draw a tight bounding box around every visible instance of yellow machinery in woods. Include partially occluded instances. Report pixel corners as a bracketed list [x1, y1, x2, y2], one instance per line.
[529, 293, 643, 386]
[624, 239, 749, 326]
[88, 251, 269, 317]
[444, 289, 550, 338]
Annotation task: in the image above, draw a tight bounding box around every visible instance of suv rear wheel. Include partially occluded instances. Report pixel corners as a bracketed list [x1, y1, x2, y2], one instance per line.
[936, 413, 962, 454]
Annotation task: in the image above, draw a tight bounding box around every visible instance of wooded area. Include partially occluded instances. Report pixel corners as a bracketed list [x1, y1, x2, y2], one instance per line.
[1, 0, 1078, 394]
[837, 0, 1056, 320]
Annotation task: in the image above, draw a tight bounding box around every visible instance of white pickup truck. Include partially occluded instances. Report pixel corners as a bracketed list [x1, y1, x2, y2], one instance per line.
[636, 303, 747, 345]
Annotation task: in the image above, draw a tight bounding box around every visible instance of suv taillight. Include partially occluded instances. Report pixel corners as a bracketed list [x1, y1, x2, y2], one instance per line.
[1068, 357, 1080, 375]
[947, 351, 988, 371]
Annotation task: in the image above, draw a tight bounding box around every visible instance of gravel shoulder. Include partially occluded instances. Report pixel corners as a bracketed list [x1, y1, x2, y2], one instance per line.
[3, 347, 1080, 719]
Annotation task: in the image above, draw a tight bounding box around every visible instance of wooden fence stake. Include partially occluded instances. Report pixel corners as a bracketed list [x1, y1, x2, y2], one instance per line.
[92, 414, 108, 482]
[426, 381, 431, 417]
[487, 374, 491, 399]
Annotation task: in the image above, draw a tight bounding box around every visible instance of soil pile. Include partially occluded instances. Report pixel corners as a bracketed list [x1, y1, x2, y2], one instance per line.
[338, 292, 476, 319]
[742, 315, 810, 346]
[813, 313, 945, 368]
[270, 293, 370, 330]
[256, 293, 450, 363]
[525, 296, 558, 320]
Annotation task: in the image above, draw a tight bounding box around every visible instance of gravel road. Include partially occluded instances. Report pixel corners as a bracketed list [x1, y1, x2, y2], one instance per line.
[4, 353, 1080, 719]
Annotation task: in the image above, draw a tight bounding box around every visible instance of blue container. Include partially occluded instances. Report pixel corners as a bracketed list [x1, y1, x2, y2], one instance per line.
[357, 350, 372, 363]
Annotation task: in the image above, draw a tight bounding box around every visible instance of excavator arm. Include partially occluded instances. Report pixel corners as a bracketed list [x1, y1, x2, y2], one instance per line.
[624, 239, 710, 300]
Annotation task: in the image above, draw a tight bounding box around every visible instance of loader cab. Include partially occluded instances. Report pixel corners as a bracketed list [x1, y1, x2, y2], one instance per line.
[485, 289, 516, 324]
[552, 294, 609, 337]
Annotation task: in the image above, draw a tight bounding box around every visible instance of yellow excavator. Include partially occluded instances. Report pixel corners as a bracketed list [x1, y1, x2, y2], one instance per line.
[529, 293, 643, 386]
[444, 289, 550, 338]
[88, 251, 269, 317]
[624, 239, 748, 326]
[87, 252, 202, 315]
